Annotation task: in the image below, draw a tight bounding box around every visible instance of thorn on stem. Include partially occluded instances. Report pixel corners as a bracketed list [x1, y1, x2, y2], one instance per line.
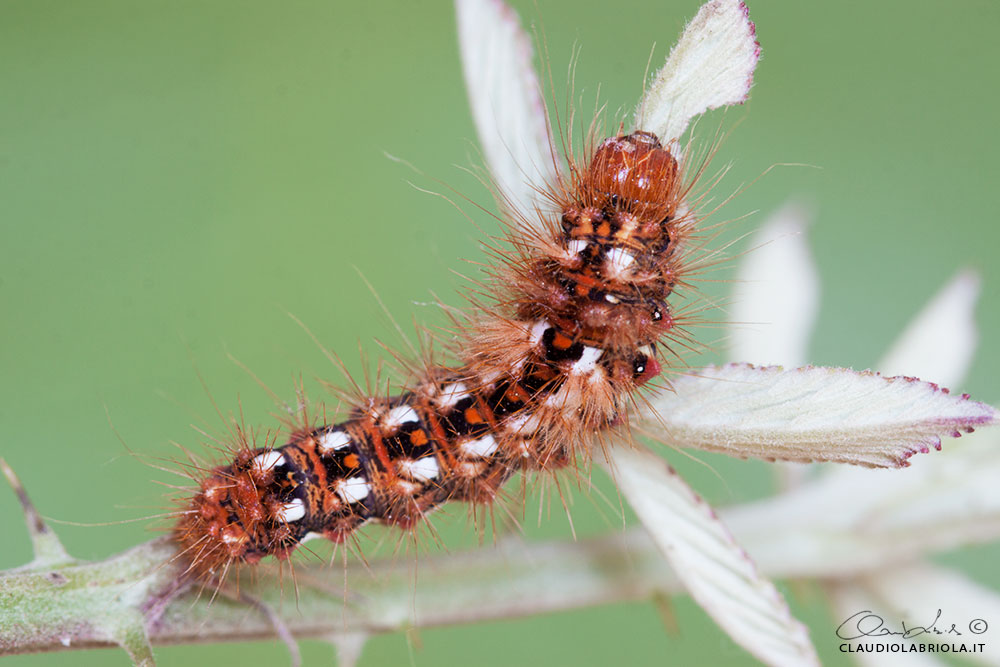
[112, 618, 157, 667]
[0, 457, 72, 566]
[237, 590, 302, 667]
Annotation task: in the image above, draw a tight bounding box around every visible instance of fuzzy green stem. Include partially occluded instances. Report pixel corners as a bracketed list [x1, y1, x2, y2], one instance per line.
[4, 452, 998, 662]
[0, 531, 684, 659]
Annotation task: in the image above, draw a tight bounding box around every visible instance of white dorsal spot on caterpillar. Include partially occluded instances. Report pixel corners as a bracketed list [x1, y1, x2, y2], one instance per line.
[317, 430, 351, 452]
[251, 450, 284, 474]
[334, 477, 371, 504]
[383, 405, 419, 430]
[277, 498, 306, 523]
[397, 457, 440, 482]
[605, 247, 636, 277]
[588, 368, 610, 387]
[528, 320, 551, 347]
[436, 382, 470, 408]
[460, 434, 499, 459]
[505, 411, 544, 437]
[564, 239, 588, 259]
[571, 347, 603, 375]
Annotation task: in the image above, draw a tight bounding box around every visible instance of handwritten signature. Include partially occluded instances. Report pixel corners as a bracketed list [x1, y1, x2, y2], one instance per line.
[837, 610, 988, 640]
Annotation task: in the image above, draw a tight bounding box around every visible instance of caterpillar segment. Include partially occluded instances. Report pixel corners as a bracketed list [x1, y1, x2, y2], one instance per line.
[176, 131, 688, 576]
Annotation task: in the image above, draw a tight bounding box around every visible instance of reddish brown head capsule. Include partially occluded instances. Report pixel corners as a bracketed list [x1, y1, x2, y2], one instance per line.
[585, 131, 679, 223]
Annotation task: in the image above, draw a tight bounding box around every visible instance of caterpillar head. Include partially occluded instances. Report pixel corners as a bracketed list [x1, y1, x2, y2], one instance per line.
[585, 131, 679, 225]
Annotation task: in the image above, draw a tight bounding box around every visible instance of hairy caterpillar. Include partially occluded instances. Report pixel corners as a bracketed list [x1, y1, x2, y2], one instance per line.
[5, 1, 999, 666]
[173, 126, 685, 575]
[163, 0, 772, 583]
[167, 0, 757, 579]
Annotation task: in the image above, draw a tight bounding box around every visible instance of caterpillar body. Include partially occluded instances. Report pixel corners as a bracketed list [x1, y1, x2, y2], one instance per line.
[175, 130, 690, 575]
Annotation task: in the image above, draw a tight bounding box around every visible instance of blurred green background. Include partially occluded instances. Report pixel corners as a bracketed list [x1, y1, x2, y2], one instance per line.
[2, 1, 998, 665]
